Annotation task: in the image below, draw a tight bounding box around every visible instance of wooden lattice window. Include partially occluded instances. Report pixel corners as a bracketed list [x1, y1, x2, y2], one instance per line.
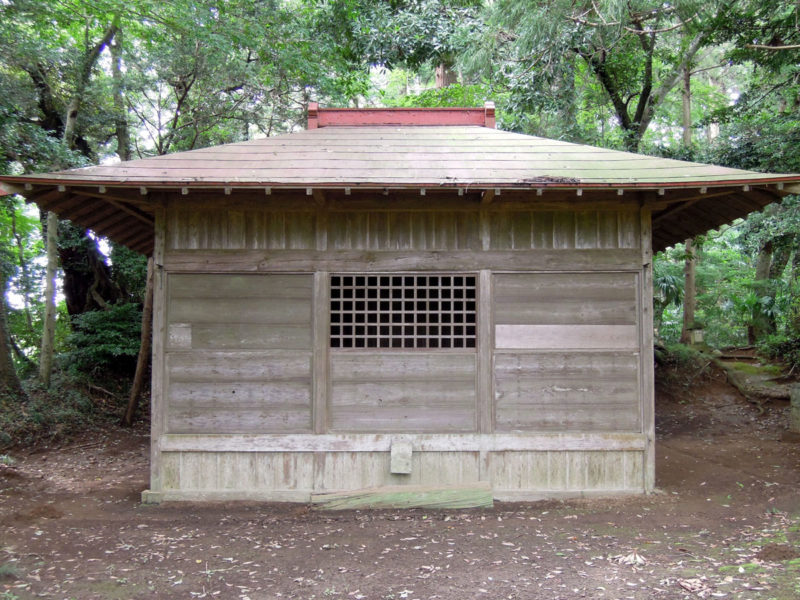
[330, 274, 477, 349]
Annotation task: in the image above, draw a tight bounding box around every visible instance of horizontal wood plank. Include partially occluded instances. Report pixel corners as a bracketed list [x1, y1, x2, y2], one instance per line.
[169, 297, 311, 325]
[494, 272, 637, 325]
[163, 249, 644, 272]
[166, 408, 312, 434]
[494, 352, 640, 433]
[311, 482, 493, 510]
[495, 324, 639, 349]
[158, 432, 648, 452]
[330, 352, 477, 433]
[168, 380, 310, 406]
[189, 324, 311, 350]
[169, 273, 312, 298]
[168, 350, 311, 381]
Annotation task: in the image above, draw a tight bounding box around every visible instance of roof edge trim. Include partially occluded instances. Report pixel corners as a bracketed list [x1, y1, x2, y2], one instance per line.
[308, 102, 496, 129]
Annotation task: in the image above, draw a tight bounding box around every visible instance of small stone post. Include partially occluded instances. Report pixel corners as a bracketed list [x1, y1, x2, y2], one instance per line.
[790, 384, 800, 433]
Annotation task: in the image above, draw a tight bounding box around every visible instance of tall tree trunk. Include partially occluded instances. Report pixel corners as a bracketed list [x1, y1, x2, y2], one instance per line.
[749, 241, 774, 344]
[0, 299, 23, 399]
[122, 257, 154, 426]
[10, 209, 34, 335]
[39, 211, 59, 388]
[111, 26, 131, 161]
[58, 224, 122, 316]
[682, 63, 692, 147]
[680, 238, 697, 344]
[435, 61, 457, 88]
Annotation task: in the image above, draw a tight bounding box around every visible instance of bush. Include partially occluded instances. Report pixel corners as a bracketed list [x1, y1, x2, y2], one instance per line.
[60, 303, 142, 379]
[758, 333, 800, 371]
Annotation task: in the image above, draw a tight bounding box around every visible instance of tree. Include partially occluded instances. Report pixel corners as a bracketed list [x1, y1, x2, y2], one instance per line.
[38, 211, 58, 387]
[0, 200, 24, 399]
[680, 238, 698, 343]
[465, 1, 731, 149]
[326, 0, 482, 94]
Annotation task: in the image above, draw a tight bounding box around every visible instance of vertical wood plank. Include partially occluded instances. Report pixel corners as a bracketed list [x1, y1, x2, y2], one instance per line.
[532, 211, 554, 249]
[370, 211, 388, 249]
[618, 210, 639, 248]
[390, 212, 411, 250]
[511, 211, 532, 249]
[480, 208, 490, 251]
[553, 211, 576, 249]
[160, 453, 180, 490]
[267, 211, 286, 249]
[313, 271, 330, 434]
[478, 270, 493, 435]
[598, 211, 620, 249]
[477, 270, 493, 480]
[227, 210, 246, 249]
[490, 211, 512, 250]
[287, 213, 315, 249]
[640, 205, 655, 492]
[187, 210, 201, 249]
[316, 210, 328, 251]
[150, 204, 167, 493]
[575, 210, 599, 249]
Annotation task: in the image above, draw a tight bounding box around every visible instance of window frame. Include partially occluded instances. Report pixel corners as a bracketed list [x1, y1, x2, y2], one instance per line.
[329, 272, 478, 351]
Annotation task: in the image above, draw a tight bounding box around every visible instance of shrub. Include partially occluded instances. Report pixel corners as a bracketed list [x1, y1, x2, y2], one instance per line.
[60, 303, 142, 379]
[758, 333, 800, 371]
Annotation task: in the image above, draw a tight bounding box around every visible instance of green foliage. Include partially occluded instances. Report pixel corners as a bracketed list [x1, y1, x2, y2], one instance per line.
[653, 259, 684, 336]
[61, 304, 142, 379]
[759, 333, 800, 371]
[110, 243, 148, 303]
[654, 342, 707, 375]
[463, 0, 727, 148]
[382, 83, 490, 108]
[332, 0, 483, 70]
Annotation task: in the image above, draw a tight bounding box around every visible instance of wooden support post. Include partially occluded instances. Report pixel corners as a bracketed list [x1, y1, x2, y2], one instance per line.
[312, 272, 330, 434]
[477, 269, 493, 482]
[640, 205, 656, 493]
[146, 205, 168, 498]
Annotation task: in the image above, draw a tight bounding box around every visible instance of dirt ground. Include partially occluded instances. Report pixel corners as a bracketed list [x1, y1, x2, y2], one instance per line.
[2, 368, 800, 600]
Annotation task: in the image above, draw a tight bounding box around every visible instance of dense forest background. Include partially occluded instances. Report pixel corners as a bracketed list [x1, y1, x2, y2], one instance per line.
[2, 0, 800, 445]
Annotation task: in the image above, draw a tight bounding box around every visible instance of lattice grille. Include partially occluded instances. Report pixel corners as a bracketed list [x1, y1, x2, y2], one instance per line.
[330, 274, 477, 349]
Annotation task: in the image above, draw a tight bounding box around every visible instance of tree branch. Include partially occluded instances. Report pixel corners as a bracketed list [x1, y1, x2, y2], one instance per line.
[746, 43, 800, 51]
[637, 31, 708, 142]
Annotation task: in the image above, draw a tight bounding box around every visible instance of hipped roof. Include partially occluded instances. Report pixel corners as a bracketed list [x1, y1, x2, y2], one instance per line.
[1, 104, 798, 255]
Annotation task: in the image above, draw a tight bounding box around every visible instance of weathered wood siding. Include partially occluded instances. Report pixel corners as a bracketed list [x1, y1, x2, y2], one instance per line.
[493, 273, 640, 433]
[329, 353, 477, 432]
[145, 200, 652, 502]
[155, 445, 644, 501]
[165, 273, 313, 434]
[165, 205, 640, 252]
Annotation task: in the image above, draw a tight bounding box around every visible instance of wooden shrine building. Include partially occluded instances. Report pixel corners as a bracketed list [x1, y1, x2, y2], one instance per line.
[2, 103, 799, 503]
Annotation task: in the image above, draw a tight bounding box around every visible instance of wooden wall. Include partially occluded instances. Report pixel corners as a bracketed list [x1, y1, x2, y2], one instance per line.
[147, 198, 653, 502]
[165, 273, 313, 434]
[493, 273, 640, 433]
[165, 205, 640, 252]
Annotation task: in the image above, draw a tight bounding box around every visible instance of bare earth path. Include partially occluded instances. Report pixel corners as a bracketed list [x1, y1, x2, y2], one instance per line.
[2, 373, 799, 599]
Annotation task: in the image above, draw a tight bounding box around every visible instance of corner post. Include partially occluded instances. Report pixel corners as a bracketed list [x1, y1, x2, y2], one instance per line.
[640, 204, 656, 493]
[143, 201, 167, 504]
